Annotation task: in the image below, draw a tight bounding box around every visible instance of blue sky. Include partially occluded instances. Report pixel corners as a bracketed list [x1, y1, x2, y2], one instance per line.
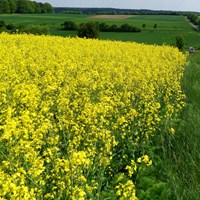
[38, 0, 200, 12]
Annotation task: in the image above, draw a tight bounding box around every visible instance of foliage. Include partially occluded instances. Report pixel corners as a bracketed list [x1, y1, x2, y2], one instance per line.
[0, 0, 54, 14]
[62, 21, 77, 30]
[61, 21, 141, 33]
[0, 20, 5, 27]
[98, 22, 141, 32]
[54, 7, 188, 15]
[61, 10, 83, 14]
[98, 22, 112, 31]
[77, 22, 99, 38]
[162, 52, 200, 200]
[0, 20, 6, 33]
[5, 23, 15, 30]
[187, 13, 200, 26]
[175, 35, 185, 51]
[9, 0, 17, 13]
[120, 23, 141, 32]
[0, 26, 6, 33]
[20, 25, 50, 35]
[0, 0, 10, 13]
[0, 33, 186, 199]
[0, 21, 50, 35]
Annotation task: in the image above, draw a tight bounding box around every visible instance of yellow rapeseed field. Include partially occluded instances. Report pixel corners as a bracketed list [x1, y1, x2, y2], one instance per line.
[0, 33, 186, 199]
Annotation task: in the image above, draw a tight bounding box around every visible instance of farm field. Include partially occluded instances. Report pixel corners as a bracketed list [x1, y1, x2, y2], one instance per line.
[0, 14, 200, 47]
[0, 33, 186, 199]
[0, 13, 200, 200]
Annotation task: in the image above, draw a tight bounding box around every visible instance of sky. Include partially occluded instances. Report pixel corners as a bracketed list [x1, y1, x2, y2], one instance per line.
[37, 0, 200, 12]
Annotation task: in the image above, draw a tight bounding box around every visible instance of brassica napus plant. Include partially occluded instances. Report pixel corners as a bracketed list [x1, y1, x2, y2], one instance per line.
[0, 33, 186, 199]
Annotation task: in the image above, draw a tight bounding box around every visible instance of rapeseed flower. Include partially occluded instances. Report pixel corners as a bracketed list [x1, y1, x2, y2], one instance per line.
[0, 33, 186, 199]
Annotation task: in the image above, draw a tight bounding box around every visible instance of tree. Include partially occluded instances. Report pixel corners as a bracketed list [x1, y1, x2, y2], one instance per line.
[99, 22, 109, 32]
[109, 24, 119, 32]
[8, 0, 17, 13]
[40, 2, 54, 13]
[0, 20, 6, 27]
[43, 3, 54, 13]
[153, 24, 157, 29]
[0, 0, 53, 14]
[16, 0, 34, 13]
[119, 23, 141, 32]
[0, 0, 11, 13]
[187, 13, 199, 25]
[62, 21, 77, 30]
[77, 22, 99, 39]
[142, 24, 146, 28]
[32, 1, 41, 13]
[175, 35, 185, 51]
[120, 23, 133, 32]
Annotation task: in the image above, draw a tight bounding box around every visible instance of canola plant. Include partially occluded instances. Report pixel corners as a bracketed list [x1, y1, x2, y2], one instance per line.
[0, 33, 186, 199]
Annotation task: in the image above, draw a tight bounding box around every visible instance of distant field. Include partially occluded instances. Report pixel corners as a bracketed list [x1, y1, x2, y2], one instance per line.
[88, 15, 135, 19]
[0, 14, 199, 47]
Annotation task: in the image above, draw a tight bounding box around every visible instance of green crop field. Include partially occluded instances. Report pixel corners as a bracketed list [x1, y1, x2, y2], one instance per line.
[0, 14, 200, 47]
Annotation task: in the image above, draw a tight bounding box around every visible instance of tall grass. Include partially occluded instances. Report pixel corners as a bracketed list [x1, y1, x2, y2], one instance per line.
[160, 52, 200, 200]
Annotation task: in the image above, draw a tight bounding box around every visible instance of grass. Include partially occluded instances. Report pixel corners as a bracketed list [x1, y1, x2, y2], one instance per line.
[154, 52, 200, 200]
[0, 14, 200, 47]
[135, 51, 200, 200]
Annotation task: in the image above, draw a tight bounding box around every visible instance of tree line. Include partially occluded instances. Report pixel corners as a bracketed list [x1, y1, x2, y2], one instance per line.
[0, 0, 54, 14]
[0, 19, 49, 35]
[55, 7, 191, 16]
[187, 13, 200, 29]
[61, 21, 141, 33]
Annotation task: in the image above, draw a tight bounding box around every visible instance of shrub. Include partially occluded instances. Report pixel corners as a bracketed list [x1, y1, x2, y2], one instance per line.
[77, 22, 99, 39]
[154, 24, 157, 29]
[175, 35, 185, 51]
[0, 26, 6, 33]
[99, 22, 110, 32]
[120, 23, 141, 32]
[21, 25, 50, 35]
[0, 20, 5, 27]
[62, 21, 77, 30]
[6, 23, 16, 30]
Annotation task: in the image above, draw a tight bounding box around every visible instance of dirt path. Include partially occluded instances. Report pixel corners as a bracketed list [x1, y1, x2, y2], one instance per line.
[185, 17, 199, 31]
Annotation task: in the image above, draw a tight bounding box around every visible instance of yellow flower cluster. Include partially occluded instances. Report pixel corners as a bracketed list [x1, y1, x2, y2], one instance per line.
[0, 33, 186, 199]
[137, 155, 152, 166]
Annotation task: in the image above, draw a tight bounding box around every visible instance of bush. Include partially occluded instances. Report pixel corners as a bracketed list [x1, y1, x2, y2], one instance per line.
[98, 22, 141, 32]
[175, 35, 185, 51]
[153, 24, 157, 29]
[119, 23, 141, 32]
[6, 23, 16, 30]
[0, 20, 5, 28]
[21, 25, 50, 35]
[0, 26, 6, 33]
[109, 24, 119, 32]
[62, 21, 77, 30]
[77, 22, 99, 39]
[120, 23, 133, 32]
[99, 22, 110, 32]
